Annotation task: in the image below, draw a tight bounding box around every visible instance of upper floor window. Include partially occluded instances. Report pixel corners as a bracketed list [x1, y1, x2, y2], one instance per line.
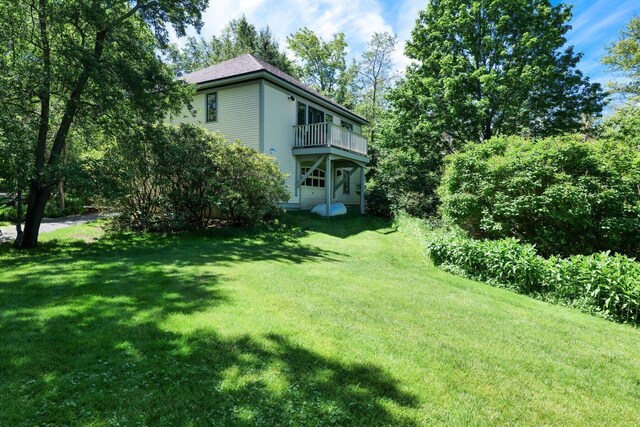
[308, 105, 325, 124]
[326, 114, 333, 123]
[341, 121, 353, 131]
[297, 102, 307, 125]
[206, 93, 218, 122]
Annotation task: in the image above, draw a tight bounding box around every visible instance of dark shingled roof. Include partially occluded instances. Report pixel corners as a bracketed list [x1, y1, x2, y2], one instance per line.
[182, 54, 366, 123]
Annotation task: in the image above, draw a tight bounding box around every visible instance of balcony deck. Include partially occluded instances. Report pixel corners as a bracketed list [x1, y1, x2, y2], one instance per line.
[293, 122, 368, 160]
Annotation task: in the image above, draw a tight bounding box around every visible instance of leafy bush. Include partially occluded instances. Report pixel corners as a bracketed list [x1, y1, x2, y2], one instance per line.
[428, 234, 545, 294]
[43, 197, 88, 218]
[439, 135, 640, 257]
[364, 178, 392, 218]
[398, 214, 640, 325]
[214, 142, 290, 225]
[97, 124, 288, 230]
[1, 194, 88, 222]
[375, 142, 443, 218]
[544, 253, 640, 324]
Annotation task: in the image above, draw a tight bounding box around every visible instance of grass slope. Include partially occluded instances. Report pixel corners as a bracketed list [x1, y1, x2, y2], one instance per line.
[1, 212, 639, 425]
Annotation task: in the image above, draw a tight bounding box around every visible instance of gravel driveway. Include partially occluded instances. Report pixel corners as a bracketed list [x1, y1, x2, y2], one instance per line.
[0, 213, 103, 243]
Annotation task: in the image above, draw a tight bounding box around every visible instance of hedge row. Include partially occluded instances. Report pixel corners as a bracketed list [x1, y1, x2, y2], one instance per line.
[398, 214, 640, 325]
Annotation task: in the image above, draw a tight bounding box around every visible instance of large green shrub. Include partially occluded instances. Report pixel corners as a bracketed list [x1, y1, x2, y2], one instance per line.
[375, 139, 443, 217]
[364, 178, 393, 218]
[398, 214, 640, 325]
[97, 124, 288, 230]
[439, 135, 640, 257]
[214, 142, 290, 225]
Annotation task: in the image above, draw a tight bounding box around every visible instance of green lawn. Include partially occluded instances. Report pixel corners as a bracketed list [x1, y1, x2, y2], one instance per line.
[1, 212, 639, 425]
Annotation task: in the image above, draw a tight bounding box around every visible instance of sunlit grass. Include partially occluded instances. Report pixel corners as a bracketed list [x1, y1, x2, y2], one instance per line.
[1, 211, 639, 425]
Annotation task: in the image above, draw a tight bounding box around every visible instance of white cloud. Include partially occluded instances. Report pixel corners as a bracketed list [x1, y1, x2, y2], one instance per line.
[180, 0, 393, 57]
[173, 0, 412, 71]
[190, 0, 266, 40]
[391, 0, 427, 70]
[568, 7, 634, 48]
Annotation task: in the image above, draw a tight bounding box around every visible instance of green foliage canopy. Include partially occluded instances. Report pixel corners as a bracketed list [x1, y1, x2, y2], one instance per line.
[401, 0, 604, 144]
[600, 16, 640, 150]
[0, 0, 207, 247]
[287, 28, 359, 108]
[356, 32, 398, 160]
[375, 0, 606, 217]
[602, 15, 640, 99]
[599, 103, 640, 149]
[168, 15, 296, 76]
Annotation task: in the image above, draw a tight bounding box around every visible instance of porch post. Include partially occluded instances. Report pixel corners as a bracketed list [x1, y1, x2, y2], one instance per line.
[360, 166, 365, 215]
[294, 157, 299, 197]
[325, 156, 332, 217]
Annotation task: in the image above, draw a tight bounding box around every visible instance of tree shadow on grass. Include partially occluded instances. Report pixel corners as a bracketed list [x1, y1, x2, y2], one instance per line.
[0, 220, 341, 270]
[285, 210, 394, 239]
[3, 316, 419, 425]
[0, 219, 419, 425]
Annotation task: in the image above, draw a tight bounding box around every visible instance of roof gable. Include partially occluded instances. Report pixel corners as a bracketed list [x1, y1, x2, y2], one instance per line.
[182, 54, 367, 124]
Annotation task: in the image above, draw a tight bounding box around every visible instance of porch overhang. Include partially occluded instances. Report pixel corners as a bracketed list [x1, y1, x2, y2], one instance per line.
[293, 151, 367, 216]
[292, 146, 369, 164]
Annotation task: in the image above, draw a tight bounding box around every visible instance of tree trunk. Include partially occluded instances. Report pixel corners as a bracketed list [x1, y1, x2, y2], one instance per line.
[13, 190, 24, 248]
[58, 143, 67, 210]
[370, 82, 377, 146]
[16, 0, 51, 249]
[483, 111, 494, 141]
[58, 181, 65, 210]
[20, 184, 50, 248]
[16, 29, 107, 249]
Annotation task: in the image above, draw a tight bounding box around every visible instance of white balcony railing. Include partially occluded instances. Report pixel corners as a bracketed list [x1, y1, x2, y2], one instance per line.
[293, 122, 368, 156]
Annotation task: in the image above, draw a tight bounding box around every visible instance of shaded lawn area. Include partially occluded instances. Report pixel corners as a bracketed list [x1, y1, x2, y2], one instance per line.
[1, 212, 639, 425]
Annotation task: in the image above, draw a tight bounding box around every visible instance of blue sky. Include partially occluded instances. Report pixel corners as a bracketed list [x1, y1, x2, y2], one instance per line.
[171, 0, 638, 85]
[554, 0, 638, 85]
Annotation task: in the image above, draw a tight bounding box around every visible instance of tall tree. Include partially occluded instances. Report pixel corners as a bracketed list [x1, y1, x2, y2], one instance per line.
[0, 0, 206, 248]
[356, 32, 398, 148]
[287, 28, 359, 107]
[602, 15, 640, 100]
[600, 15, 640, 149]
[168, 16, 296, 76]
[377, 0, 605, 216]
[399, 0, 603, 145]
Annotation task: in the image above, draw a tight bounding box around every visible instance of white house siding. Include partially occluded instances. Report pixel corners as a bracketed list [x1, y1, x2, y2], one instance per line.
[170, 78, 364, 209]
[263, 81, 364, 207]
[263, 81, 299, 203]
[168, 82, 260, 151]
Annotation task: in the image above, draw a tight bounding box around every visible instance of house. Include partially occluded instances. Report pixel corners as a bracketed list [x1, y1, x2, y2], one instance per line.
[167, 54, 369, 215]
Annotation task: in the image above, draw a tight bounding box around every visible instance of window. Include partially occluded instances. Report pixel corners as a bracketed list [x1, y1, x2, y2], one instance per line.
[206, 93, 217, 122]
[301, 167, 325, 187]
[336, 169, 351, 194]
[341, 121, 353, 131]
[297, 102, 307, 125]
[308, 105, 324, 124]
[326, 114, 333, 123]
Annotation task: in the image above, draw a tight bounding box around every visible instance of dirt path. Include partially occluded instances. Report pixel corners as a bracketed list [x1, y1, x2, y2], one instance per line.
[0, 213, 103, 243]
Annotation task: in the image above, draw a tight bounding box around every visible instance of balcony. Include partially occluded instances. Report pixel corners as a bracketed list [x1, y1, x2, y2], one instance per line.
[293, 122, 368, 157]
